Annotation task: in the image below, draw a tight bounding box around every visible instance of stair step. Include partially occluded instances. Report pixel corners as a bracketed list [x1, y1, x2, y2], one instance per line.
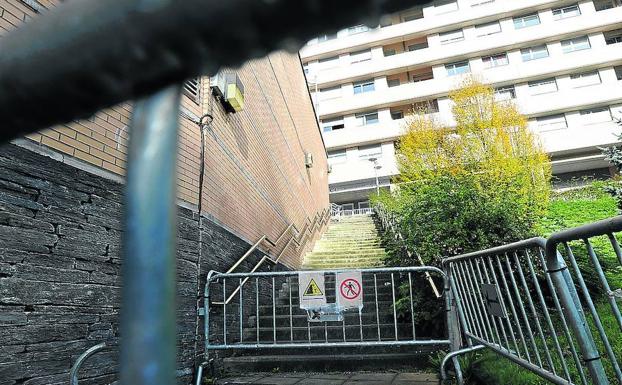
[221, 352, 440, 373]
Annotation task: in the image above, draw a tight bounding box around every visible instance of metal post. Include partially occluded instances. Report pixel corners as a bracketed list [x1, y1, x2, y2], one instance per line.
[120, 85, 181, 385]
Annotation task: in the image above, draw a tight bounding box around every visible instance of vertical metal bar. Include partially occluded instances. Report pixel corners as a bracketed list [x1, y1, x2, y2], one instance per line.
[458, 262, 487, 340]
[536, 249, 587, 385]
[564, 242, 621, 383]
[504, 254, 542, 367]
[223, 278, 227, 346]
[486, 256, 520, 358]
[374, 274, 381, 341]
[586, 239, 622, 331]
[525, 251, 569, 380]
[473, 259, 502, 347]
[451, 264, 479, 338]
[239, 278, 243, 343]
[288, 276, 293, 342]
[480, 259, 509, 352]
[359, 308, 363, 342]
[607, 233, 622, 265]
[204, 277, 211, 357]
[120, 86, 181, 385]
[272, 277, 276, 343]
[466, 260, 495, 345]
[391, 273, 398, 341]
[256, 277, 260, 343]
[547, 249, 606, 385]
[513, 252, 554, 373]
[408, 272, 416, 340]
[495, 254, 530, 362]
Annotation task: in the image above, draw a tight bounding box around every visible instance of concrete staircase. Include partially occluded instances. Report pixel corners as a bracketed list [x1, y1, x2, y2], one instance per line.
[301, 214, 388, 270]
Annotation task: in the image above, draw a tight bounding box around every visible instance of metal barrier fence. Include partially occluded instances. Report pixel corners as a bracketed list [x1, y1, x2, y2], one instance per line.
[202, 266, 455, 354]
[444, 216, 622, 385]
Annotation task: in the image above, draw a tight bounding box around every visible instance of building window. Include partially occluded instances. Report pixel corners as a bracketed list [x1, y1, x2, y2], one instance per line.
[482, 53, 509, 68]
[580, 107, 613, 123]
[408, 41, 429, 51]
[529, 78, 558, 95]
[440, 29, 465, 44]
[384, 48, 397, 56]
[348, 24, 371, 35]
[350, 49, 372, 64]
[605, 29, 622, 45]
[475, 21, 502, 36]
[413, 99, 440, 113]
[553, 4, 581, 20]
[471, 0, 495, 7]
[561, 36, 591, 53]
[358, 144, 383, 159]
[537, 114, 568, 130]
[387, 78, 401, 87]
[570, 71, 602, 87]
[494, 85, 516, 101]
[318, 55, 340, 70]
[402, 8, 424, 21]
[318, 33, 337, 42]
[358, 201, 371, 210]
[391, 110, 404, 120]
[327, 149, 347, 164]
[412, 71, 434, 82]
[594, 0, 622, 11]
[514, 13, 541, 29]
[355, 111, 379, 126]
[353, 79, 375, 95]
[521, 45, 549, 62]
[446, 61, 471, 76]
[615, 65, 622, 80]
[322, 117, 345, 132]
[435, 0, 459, 14]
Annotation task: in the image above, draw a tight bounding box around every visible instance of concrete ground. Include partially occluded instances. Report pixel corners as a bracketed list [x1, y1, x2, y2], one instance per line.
[215, 371, 439, 385]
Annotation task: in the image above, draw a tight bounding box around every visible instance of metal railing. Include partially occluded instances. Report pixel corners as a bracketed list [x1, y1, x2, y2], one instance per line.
[443, 216, 622, 385]
[70, 342, 110, 385]
[212, 208, 330, 306]
[375, 204, 442, 298]
[203, 266, 454, 351]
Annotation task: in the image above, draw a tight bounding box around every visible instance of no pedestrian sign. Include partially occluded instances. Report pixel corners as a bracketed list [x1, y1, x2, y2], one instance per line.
[298, 272, 326, 309]
[337, 271, 363, 309]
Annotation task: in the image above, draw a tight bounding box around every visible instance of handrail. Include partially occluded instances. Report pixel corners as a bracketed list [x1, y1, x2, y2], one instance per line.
[374, 203, 441, 298]
[212, 207, 330, 305]
[70, 342, 108, 385]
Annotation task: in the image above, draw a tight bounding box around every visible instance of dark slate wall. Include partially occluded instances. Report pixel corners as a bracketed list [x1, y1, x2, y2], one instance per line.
[0, 144, 282, 385]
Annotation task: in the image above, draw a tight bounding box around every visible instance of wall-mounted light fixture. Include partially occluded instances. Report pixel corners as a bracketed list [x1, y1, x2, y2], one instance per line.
[304, 152, 314, 168]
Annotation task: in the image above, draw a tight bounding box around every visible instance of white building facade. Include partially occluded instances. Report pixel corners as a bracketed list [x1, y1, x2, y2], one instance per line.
[300, 0, 622, 209]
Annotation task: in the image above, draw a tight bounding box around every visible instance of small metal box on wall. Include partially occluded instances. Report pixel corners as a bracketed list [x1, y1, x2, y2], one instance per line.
[210, 72, 245, 113]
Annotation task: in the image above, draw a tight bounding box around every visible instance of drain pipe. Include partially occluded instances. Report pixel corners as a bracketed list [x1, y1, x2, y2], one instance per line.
[70, 342, 108, 385]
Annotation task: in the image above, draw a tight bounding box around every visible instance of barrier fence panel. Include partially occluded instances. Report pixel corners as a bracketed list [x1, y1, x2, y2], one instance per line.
[445, 216, 622, 385]
[203, 267, 453, 354]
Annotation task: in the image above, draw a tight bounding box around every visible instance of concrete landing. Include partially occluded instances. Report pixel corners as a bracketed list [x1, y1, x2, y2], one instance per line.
[215, 371, 439, 385]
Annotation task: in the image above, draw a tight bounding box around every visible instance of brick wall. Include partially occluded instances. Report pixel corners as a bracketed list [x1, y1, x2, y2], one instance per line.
[0, 0, 329, 268]
[0, 143, 292, 384]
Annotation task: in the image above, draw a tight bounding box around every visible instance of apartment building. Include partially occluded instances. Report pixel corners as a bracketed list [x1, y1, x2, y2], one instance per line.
[301, 0, 622, 209]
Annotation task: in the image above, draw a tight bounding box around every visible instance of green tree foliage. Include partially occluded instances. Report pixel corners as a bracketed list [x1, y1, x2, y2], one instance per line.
[374, 78, 552, 266]
[600, 118, 622, 211]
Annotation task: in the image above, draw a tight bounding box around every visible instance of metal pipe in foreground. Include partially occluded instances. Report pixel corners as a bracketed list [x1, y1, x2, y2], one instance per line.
[70, 342, 108, 385]
[121, 86, 182, 385]
[439, 345, 486, 383]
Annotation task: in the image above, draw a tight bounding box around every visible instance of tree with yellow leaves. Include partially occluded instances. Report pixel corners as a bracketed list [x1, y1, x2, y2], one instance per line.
[375, 78, 551, 267]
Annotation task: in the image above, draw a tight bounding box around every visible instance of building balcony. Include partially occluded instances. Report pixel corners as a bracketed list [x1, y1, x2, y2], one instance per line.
[309, 5, 622, 87]
[317, 43, 622, 118]
[301, 0, 570, 60]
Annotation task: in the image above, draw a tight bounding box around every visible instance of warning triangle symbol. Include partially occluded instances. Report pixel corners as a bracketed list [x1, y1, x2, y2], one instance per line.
[304, 279, 323, 297]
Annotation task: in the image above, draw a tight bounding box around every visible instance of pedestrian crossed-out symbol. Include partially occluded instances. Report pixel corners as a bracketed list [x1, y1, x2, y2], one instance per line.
[304, 278, 324, 297]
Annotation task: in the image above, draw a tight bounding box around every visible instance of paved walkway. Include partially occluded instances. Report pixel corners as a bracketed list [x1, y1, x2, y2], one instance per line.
[215, 372, 439, 385]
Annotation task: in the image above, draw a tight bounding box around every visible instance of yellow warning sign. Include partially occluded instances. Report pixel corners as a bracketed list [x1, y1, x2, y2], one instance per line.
[304, 279, 324, 297]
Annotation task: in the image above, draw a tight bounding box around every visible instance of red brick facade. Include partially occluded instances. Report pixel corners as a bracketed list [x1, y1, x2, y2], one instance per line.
[1, 0, 329, 268]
